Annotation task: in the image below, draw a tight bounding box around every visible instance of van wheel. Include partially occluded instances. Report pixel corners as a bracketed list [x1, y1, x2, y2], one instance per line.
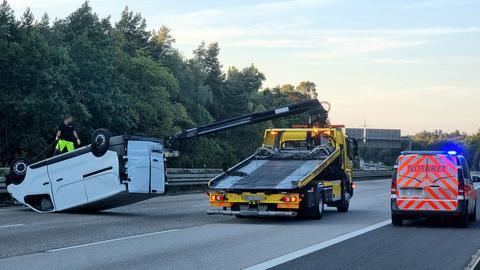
[469, 201, 477, 222]
[9, 158, 29, 184]
[91, 129, 111, 157]
[309, 192, 324, 219]
[457, 213, 469, 228]
[391, 214, 403, 226]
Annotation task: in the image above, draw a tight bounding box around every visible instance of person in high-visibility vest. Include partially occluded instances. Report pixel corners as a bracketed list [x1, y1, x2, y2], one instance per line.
[55, 115, 81, 154]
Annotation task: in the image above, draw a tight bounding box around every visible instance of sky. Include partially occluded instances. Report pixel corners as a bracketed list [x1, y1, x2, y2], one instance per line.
[8, 0, 480, 135]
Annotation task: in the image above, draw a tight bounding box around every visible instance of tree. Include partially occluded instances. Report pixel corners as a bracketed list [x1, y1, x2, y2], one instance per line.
[296, 81, 318, 99]
[115, 6, 149, 55]
[192, 42, 226, 118]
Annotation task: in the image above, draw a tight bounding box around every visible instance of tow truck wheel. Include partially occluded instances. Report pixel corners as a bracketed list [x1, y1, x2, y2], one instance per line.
[310, 192, 324, 219]
[91, 129, 111, 157]
[336, 194, 350, 213]
[9, 158, 29, 184]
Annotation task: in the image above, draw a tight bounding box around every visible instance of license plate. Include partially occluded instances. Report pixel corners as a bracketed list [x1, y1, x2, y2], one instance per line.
[243, 195, 265, 201]
[400, 188, 425, 197]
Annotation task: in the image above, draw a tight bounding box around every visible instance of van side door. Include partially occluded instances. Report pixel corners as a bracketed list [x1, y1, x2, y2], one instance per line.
[48, 153, 89, 210]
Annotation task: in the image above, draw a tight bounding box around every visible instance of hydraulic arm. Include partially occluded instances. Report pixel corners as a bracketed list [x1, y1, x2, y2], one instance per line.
[174, 99, 327, 140]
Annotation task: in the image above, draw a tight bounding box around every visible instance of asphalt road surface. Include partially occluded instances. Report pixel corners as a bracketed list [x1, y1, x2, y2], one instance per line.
[0, 180, 478, 270]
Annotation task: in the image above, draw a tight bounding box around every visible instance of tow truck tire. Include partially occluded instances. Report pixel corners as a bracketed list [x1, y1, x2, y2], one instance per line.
[391, 214, 403, 226]
[468, 201, 477, 222]
[310, 192, 324, 220]
[91, 129, 111, 157]
[336, 194, 350, 213]
[9, 158, 29, 184]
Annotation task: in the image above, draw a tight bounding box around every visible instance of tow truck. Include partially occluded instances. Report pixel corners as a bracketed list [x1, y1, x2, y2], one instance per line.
[6, 100, 324, 212]
[206, 103, 358, 219]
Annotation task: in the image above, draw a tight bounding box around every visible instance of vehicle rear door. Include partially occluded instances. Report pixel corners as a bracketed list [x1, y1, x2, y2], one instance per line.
[396, 154, 458, 211]
[150, 144, 165, 194]
[127, 140, 165, 194]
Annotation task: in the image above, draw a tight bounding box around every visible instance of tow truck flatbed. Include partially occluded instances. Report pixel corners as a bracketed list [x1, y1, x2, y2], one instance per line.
[210, 148, 340, 190]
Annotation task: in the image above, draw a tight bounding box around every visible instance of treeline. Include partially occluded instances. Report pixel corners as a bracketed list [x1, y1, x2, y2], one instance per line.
[0, 1, 317, 168]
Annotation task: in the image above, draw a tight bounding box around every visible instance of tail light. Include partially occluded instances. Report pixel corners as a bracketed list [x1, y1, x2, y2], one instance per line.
[391, 169, 397, 195]
[210, 194, 226, 201]
[281, 195, 299, 203]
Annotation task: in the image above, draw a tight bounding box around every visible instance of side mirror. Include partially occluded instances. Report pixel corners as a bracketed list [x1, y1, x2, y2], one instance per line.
[472, 175, 480, 183]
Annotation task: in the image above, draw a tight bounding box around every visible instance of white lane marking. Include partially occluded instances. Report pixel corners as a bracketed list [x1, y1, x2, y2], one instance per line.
[244, 219, 391, 270]
[47, 229, 179, 252]
[466, 248, 480, 270]
[0, 223, 24, 229]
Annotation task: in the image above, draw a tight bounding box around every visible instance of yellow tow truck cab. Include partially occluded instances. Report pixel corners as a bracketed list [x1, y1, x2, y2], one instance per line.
[207, 126, 358, 218]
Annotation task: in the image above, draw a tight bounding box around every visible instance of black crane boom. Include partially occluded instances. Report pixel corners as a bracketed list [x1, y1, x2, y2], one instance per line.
[174, 99, 327, 140]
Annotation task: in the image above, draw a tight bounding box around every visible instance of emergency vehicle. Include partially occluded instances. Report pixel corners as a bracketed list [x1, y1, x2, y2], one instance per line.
[391, 151, 479, 227]
[6, 100, 324, 212]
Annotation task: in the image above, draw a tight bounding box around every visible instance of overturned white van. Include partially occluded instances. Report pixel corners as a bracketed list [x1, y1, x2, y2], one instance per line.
[7, 130, 166, 212]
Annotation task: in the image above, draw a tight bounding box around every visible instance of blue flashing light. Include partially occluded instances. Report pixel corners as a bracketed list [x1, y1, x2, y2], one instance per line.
[447, 150, 457, 155]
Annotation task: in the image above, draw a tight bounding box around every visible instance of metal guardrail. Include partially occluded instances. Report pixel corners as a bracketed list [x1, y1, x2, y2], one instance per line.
[0, 167, 7, 194]
[353, 170, 392, 179]
[166, 168, 222, 186]
[0, 177, 6, 193]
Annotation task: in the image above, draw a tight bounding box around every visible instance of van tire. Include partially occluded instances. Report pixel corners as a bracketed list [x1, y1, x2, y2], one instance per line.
[469, 201, 477, 222]
[91, 129, 111, 157]
[9, 158, 29, 184]
[391, 214, 403, 226]
[457, 205, 469, 228]
[309, 192, 324, 220]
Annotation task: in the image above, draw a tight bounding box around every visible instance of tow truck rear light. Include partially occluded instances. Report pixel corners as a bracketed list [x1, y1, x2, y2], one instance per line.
[281, 195, 298, 203]
[210, 194, 226, 201]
